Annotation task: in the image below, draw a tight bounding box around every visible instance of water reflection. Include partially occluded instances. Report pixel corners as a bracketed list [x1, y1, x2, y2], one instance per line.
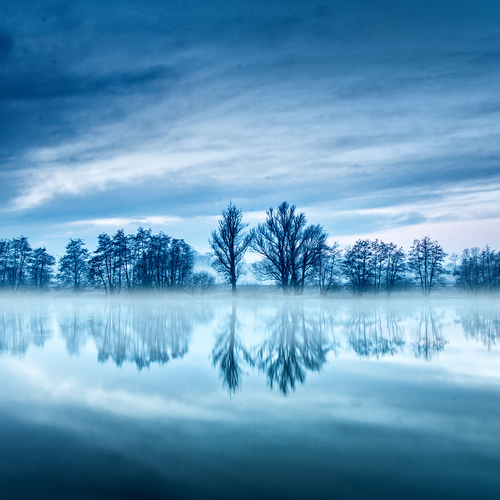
[211, 303, 253, 393]
[0, 306, 53, 354]
[254, 304, 332, 394]
[56, 301, 213, 368]
[343, 305, 405, 358]
[412, 304, 447, 360]
[3, 299, 500, 390]
[458, 302, 500, 350]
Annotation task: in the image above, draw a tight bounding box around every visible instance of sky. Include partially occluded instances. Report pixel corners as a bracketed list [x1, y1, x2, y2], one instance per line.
[1, 0, 500, 257]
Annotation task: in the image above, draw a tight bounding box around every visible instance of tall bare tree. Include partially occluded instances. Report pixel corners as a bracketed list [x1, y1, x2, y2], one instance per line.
[252, 202, 327, 294]
[408, 236, 447, 295]
[210, 202, 252, 295]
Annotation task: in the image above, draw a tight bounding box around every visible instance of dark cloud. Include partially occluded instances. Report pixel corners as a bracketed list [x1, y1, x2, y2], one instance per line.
[0, 65, 178, 100]
[0, 32, 13, 64]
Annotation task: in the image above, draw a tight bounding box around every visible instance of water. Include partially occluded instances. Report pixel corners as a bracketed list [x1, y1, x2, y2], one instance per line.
[0, 295, 499, 499]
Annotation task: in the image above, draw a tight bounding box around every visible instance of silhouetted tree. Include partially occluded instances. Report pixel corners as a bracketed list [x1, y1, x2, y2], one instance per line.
[210, 202, 252, 295]
[252, 202, 327, 294]
[0, 239, 10, 287]
[8, 236, 32, 289]
[408, 236, 447, 295]
[454, 245, 500, 292]
[383, 242, 406, 294]
[130, 227, 152, 287]
[90, 233, 114, 293]
[113, 229, 131, 290]
[29, 247, 56, 288]
[166, 238, 195, 287]
[342, 239, 373, 295]
[58, 238, 90, 290]
[191, 271, 216, 293]
[317, 242, 342, 295]
[297, 224, 328, 292]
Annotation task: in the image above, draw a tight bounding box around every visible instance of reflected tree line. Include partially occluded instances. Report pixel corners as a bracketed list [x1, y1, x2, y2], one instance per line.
[1, 302, 499, 392]
[457, 302, 500, 350]
[58, 302, 213, 369]
[2, 202, 500, 295]
[0, 306, 53, 354]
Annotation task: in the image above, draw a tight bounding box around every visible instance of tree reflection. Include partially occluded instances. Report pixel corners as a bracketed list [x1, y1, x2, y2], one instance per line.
[211, 303, 253, 394]
[59, 302, 212, 369]
[412, 304, 447, 360]
[254, 303, 332, 395]
[59, 307, 89, 355]
[343, 304, 405, 358]
[0, 306, 52, 354]
[458, 303, 500, 350]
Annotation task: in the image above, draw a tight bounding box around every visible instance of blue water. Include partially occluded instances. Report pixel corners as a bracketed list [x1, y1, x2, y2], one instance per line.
[0, 295, 499, 499]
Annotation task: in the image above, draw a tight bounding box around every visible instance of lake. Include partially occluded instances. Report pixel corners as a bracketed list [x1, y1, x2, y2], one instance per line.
[0, 295, 499, 499]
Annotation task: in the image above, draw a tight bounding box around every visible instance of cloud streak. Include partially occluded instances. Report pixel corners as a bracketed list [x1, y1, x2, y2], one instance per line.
[1, 0, 499, 254]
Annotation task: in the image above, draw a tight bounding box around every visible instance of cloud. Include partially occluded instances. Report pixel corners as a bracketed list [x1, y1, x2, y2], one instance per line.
[66, 216, 182, 228]
[10, 145, 239, 210]
[1, 0, 500, 255]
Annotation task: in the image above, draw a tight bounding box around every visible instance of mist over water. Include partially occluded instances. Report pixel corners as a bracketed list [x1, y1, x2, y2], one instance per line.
[0, 295, 499, 499]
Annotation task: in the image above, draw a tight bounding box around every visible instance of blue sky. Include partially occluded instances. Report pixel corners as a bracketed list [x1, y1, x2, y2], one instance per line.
[1, 0, 499, 256]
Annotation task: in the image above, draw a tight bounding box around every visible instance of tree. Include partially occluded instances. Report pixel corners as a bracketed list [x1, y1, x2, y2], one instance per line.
[297, 224, 328, 293]
[90, 233, 114, 293]
[130, 227, 152, 288]
[342, 239, 373, 295]
[408, 236, 447, 295]
[454, 245, 500, 292]
[58, 238, 90, 290]
[382, 242, 406, 294]
[113, 229, 131, 290]
[251, 202, 327, 294]
[317, 243, 342, 295]
[10, 236, 32, 289]
[166, 239, 195, 287]
[30, 247, 56, 288]
[0, 239, 10, 287]
[210, 202, 253, 295]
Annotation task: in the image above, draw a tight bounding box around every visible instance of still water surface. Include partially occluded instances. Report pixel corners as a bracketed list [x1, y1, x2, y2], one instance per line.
[0, 296, 499, 499]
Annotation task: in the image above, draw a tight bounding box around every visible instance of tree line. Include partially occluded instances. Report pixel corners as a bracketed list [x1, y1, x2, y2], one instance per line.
[0, 229, 212, 293]
[1, 201, 499, 295]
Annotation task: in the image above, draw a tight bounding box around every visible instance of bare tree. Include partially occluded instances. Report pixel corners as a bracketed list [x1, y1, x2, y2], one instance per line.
[454, 245, 500, 293]
[382, 242, 406, 294]
[210, 203, 252, 295]
[408, 236, 447, 295]
[342, 239, 373, 295]
[317, 243, 342, 295]
[251, 202, 327, 294]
